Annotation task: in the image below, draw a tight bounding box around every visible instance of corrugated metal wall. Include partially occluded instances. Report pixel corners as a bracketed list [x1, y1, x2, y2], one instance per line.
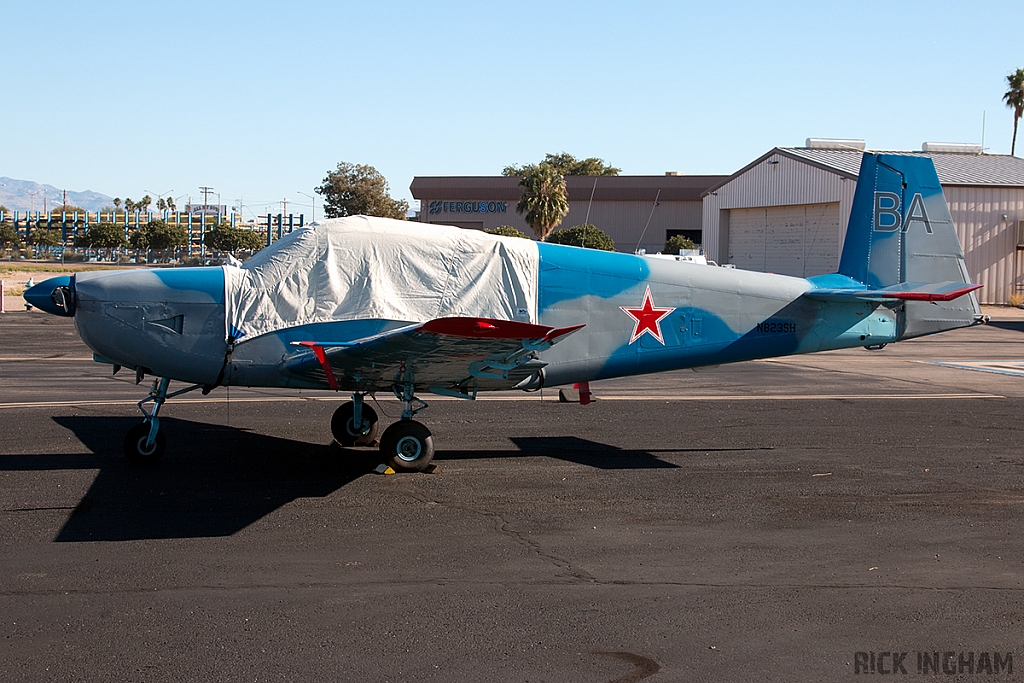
[946, 187, 1024, 304]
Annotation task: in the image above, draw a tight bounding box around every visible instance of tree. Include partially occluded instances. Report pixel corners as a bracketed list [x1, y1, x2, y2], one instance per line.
[29, 228, 62, 254]
[316, 162, 409, 219]
[1004, 68, 1024, 156]
[515, 164, 570, 241]
[484, 225, 530, 239]
[77, 222, 127, 260]
[122, 196, 152, 213]
[664, 234, 696, 254]
[204, 223, 264, 253]
[547, 224, 615, 251]
[113, 198, 122, 209]
[503, 152, 620, 177]
[130, 219, 188, 252]
[49, 205, 86, 216]
[79, 223, 128, 249]
[0, 223, 19, 247]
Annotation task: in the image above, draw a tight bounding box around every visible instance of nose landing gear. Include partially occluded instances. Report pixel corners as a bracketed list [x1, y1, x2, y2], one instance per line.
[123, 377, 206, 464]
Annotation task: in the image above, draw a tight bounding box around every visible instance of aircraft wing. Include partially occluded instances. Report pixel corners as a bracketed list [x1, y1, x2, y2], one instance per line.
[283, 317, 585, 396]
[801, 282, 982, 304]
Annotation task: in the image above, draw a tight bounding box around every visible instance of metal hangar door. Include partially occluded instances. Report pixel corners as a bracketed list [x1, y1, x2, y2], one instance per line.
[727, 202, 840, 277]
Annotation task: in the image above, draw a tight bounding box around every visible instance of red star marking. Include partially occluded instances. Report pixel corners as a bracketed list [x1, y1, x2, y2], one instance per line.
[621, 286, 676, 345]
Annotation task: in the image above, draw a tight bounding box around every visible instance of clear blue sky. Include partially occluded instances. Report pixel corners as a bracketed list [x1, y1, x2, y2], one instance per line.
[3, 0, 1022, 217]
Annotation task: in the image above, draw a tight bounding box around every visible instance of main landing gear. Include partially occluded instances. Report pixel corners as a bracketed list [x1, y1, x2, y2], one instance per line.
[330, 395, 379, 447]
[333, 385, 435, 473]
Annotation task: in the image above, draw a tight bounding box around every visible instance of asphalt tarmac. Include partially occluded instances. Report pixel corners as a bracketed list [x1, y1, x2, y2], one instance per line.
[2, 312, 1024, 682]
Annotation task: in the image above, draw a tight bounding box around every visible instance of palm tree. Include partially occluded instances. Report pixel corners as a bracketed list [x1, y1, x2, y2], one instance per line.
[1004, 68, 1024, 156]
[515, 164, 569, 241]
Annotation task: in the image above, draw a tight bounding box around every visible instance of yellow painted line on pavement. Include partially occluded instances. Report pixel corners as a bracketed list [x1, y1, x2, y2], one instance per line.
[0, 392, 1004, 410]
[0, 357, 96, 361]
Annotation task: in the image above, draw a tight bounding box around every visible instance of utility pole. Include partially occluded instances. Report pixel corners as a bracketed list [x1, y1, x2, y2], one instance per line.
[199, 186, 214, 211]
[281, 198, 289, 215]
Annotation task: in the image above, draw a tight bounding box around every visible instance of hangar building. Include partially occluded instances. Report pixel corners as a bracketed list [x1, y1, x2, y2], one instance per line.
[410, 174, 726, 255]
[702, 140, 1024, 304]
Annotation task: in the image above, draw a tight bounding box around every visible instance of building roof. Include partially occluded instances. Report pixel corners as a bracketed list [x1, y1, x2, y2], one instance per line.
[410, 174, 727, 203]
[704, 147, 1024, 195]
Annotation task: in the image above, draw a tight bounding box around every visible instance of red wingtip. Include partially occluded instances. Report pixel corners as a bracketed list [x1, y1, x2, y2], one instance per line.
[882, 284, 982, 302]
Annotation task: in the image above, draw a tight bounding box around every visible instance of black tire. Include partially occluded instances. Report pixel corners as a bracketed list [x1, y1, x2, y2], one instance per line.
[379, 421, 434, 472]
[331, 402, 379, 447]
[123, 423, 166, 464]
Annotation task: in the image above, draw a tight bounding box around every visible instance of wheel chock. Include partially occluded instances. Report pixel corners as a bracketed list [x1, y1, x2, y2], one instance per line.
[372, 463, 441, 475]
[558, 382, 594, 404]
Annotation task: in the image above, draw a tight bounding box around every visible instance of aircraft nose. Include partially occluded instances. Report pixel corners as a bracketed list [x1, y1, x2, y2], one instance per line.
[23, 275, 75, 316]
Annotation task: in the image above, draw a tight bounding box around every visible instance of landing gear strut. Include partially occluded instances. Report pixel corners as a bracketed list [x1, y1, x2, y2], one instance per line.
[123, 377, 204, 464]
[379, 376, 434, 472]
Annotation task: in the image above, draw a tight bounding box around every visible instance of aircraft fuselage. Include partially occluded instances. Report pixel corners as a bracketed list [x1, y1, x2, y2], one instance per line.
[67, 243, 899, 393]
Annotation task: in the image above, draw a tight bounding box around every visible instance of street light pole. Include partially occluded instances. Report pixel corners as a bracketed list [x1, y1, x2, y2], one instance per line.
[145, 189, 174, 214]
[296, 190, 316, 222]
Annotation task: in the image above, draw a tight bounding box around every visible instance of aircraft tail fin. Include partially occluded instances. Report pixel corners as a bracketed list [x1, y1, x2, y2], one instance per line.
[836, 152, 982, 338]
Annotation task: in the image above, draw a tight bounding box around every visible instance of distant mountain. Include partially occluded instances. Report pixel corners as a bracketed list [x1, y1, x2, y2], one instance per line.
[0, 177, 114, 213]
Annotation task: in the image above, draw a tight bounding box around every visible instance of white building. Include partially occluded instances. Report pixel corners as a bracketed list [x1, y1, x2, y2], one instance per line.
[702, 141, 1024, 304]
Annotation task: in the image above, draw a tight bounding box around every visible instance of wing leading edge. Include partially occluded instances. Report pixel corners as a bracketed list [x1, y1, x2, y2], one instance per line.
[285, 316, 584, 395]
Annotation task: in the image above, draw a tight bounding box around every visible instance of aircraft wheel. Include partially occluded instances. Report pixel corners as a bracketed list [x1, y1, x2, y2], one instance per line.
[331, 402, 379, 447]
[123, 423, 165, 464]
[379, 421, 434, 472]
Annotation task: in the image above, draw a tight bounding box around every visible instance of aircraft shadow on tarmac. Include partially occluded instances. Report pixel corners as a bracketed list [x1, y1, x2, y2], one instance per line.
[439, 436, 685, 470]
[0, 416, 723, 542]
[985, 321, 1024, 333]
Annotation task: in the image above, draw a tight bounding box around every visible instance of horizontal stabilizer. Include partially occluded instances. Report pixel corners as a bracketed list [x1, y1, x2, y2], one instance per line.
[802, 282, 982, 304]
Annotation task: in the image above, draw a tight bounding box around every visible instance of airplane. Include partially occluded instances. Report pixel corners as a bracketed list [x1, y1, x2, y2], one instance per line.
[25, 152, 984, 472]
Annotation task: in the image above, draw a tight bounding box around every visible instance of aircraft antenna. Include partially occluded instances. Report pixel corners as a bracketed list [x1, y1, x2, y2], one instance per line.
[582, 177, 598, 249]
[634, 189, 661, 254]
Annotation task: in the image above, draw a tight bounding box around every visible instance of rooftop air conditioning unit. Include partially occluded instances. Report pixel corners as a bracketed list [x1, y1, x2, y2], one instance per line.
[805, 138, 866, 150]
[921, 142, 983, 154]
